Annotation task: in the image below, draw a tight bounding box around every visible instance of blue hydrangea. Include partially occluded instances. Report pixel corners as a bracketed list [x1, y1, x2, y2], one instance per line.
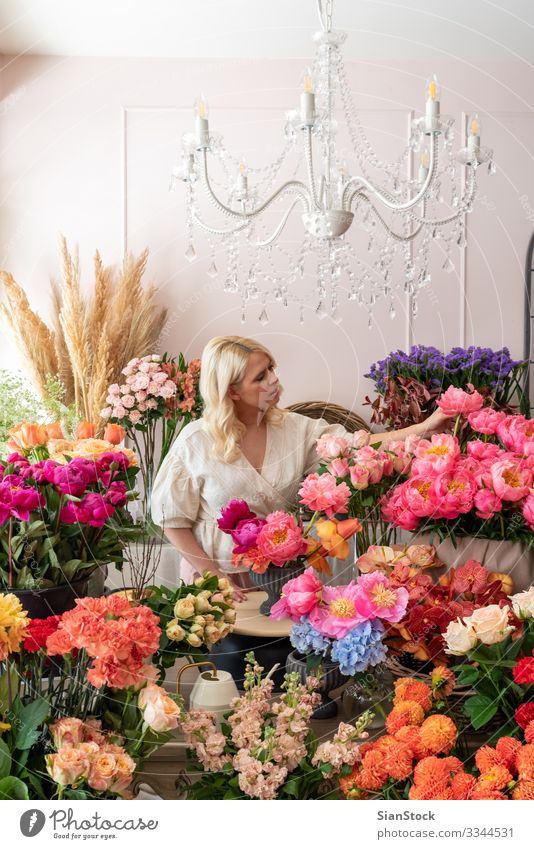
[330, 619, 387, 676]
[290, 618, 331, 655]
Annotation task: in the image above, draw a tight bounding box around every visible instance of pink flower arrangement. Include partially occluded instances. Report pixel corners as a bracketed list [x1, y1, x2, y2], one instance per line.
[46, 595, 161, 690]
[268, 570, 323, 620]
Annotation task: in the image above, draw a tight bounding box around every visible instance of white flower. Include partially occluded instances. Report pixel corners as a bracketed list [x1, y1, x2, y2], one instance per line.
[463, 604, 515, 646]
[443, 618, 477, 655]
[510, 587, 534, 620]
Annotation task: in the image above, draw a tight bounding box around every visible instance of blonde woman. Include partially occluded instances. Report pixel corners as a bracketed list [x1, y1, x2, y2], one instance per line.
[150, 335, 449, 600]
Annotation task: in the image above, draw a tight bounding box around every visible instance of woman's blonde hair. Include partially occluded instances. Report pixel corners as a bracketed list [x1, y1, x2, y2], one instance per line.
[200, 335, 285, 463]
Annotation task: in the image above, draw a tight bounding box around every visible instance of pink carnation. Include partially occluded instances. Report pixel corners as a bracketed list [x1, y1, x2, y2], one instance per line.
[299, 473, 350, 518]
[256, 512, 308, 567]
[436, 386, 484, 417]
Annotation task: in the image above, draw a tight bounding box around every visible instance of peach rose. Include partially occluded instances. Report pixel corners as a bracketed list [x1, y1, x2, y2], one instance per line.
[45, 421, 64, 440]
[49, 717, 84, 749]
[87, 752, 118, 792]
[104, 423, 127, 445]
[76, 420, 96, 439]
[464, 605, 515, 645]
[46, 747, 89, 786]
[138, 684, 181, 733]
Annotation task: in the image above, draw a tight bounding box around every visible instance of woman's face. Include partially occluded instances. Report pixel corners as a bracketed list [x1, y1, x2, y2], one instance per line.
[228, 351, 280, 412]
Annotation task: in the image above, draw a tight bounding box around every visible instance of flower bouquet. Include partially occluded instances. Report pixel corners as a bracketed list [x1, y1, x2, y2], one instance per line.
[0, 592, 182, 799]
[101, 352, 202, 523]
[271, 567, 408, 718]
[145, 571, 236, 670]
[180, 652, 372, 800]
[339, 672, 534, 800]
[0, 425, 139, 598]
[380, 387, 534, 548]
[217, 498, 361, 615]
[365, 344, 528, 429]
[309, 431, 417, 550]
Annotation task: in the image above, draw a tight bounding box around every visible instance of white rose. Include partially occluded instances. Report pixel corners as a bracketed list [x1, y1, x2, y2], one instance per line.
[195, 595, 214, 614]
[443, 618, 477, 655]
[186, 633, 203, 648]
[510, 588, 534, 619]
[166, 620, 186, 642]
[464, 604, 515, 645]
[174, 598, 195, 619]
[224, 608, 237, 624]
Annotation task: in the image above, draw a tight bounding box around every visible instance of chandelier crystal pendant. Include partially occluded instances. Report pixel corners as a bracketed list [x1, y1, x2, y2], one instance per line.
[170, 0, 494, 325]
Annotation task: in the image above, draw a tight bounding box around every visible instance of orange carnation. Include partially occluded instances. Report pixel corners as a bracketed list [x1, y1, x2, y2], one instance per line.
[512, 780, 534, 800]
[476, 764, 513, 792]
[419, 714, 457, 754]
[394, 678, 432, 712]
[386, 700, 425, 735]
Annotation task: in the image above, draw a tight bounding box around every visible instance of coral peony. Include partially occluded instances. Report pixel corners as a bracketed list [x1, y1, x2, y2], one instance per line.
[436, 386, 484, 417]
[298, 473, 350, 518]
[255, 512, 307, 567]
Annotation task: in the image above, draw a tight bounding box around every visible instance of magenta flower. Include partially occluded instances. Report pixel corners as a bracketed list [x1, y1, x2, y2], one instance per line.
[353, 572, 409, 623]
[104, 481, 128, 506]
[81, 493, 116, 527]
[218, 499, 255, 533]
[309, 583, 366, 639]
[298, 473, 350, 518]
[230, 517, 266, 553]
[51, 464, 92, 497]
[270, 568, 323, 622]
[255, 511, 307, 566]
[0, 483, 44, 523]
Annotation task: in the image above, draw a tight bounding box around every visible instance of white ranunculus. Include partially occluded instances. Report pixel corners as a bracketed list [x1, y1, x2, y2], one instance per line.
[443, 619, 477, 656]
[510, 587, 534, 620]
[464, 604, 515, 645]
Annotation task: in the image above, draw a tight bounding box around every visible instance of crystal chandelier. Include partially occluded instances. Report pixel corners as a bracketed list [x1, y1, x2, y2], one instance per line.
[171, 0, 494, 325]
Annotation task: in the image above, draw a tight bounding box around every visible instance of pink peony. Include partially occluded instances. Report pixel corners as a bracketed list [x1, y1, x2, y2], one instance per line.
[309, 583, 366, 639]
[497, 416, 534, 452]
[467, 440, 503, 462]
[474, 487, 503, 519]
[298, 473, 350, 518]
[256, 512, 308, 566]
[400, 476, 441, 518]
[412, 434, 460, 476]
[380, 486, 420, 531]
[354, 572, 408, 623]
[270, 568, 323, 622]
[468, 408, 506, 435]
[491, 459, 532, 502]
[431, 469, 477, 519]
[523, 493, 534, 530]
[436, 386, 484, 417]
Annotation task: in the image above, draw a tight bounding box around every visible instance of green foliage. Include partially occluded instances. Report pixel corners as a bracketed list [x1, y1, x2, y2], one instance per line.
[0, 370, 46, 457]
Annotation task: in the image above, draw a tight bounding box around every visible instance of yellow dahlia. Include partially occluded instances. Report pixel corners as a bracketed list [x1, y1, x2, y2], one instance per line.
[0, 593, 29, 661]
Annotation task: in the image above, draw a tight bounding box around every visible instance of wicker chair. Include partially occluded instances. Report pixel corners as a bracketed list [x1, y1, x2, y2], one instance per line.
[285, 400, 370, 433]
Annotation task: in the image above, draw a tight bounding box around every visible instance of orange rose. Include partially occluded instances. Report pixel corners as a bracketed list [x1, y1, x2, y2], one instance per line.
[7, 421, 48, 451]
[104, 423, 126, 445]
[76, 420, 96, 439]
[45, 422, 64, 440]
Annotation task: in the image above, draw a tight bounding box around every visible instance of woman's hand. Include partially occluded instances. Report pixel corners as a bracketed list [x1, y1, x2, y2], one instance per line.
[418, 407, 454, 437]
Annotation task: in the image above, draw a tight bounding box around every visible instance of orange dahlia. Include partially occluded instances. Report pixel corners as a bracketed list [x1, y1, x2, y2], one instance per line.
[383, 743, 414, 781]
[409, 782, 452, 800]
[476, 764, 513, 792]
[394, 678, 433, 711]
[395, 725, 431, 761]
[451, 772, 477, 800]
[419, 714, 457, 754]
[516, 744, 534, 780]
[386, 700, 425, 734]
[357, 750, 389, 790]
[471, 789, 507, 800]
[475, 745, 503, 774]
[413, 755, 462, 785]
[495, 736, 522, 772]
[511, 780, 534, 800]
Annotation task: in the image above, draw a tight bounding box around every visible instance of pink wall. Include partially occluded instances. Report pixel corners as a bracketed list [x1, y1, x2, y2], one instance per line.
[1, 55, 533, 416]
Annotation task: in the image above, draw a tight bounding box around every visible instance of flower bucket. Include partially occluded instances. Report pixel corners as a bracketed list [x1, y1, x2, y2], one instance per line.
[249, 562, 305, 616]
[7, 577, 89, 619]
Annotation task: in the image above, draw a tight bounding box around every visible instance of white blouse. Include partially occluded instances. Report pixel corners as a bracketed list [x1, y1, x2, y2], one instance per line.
[150, 411, 349, 574]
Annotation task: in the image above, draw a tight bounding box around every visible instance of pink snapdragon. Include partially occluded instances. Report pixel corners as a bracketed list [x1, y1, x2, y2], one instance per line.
[436, 386, 484, 417]
[299, 473, 350, 518]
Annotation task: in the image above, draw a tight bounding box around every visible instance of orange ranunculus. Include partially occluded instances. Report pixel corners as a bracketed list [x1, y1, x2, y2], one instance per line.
[104, 424, 126, 445]
[7, 421, 48, 451]
[76, 421, 96, 439]
[45, 422, 64, 440]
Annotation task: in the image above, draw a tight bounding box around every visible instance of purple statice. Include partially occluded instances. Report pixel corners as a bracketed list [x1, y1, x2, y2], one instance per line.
[330, 619, 387, 676]
[290, 618, 331, 655]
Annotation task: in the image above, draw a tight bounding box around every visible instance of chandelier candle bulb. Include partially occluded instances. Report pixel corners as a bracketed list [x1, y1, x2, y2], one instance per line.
[194, 95, 210, 148]
[300, 69, 316, 125]
[236, 160, 249, 198]
[418, 150, 430, 183]
[424, 74, 441, 133]
[467, 114, 481, 161]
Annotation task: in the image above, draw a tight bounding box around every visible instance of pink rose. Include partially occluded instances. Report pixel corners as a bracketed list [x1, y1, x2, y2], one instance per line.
[121, 394, 135, 409]
[87, 752, 118, 792]
[436, 386, 484, 417]
[129, 410, 142, 424]
[327, 457, 349, 478]
[316, 434, 352, 462]
[349, 465, 370, 490]
[256, 512, 308, 566]
[138, 684, 181, 733]
[49, 717, 84, 749]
